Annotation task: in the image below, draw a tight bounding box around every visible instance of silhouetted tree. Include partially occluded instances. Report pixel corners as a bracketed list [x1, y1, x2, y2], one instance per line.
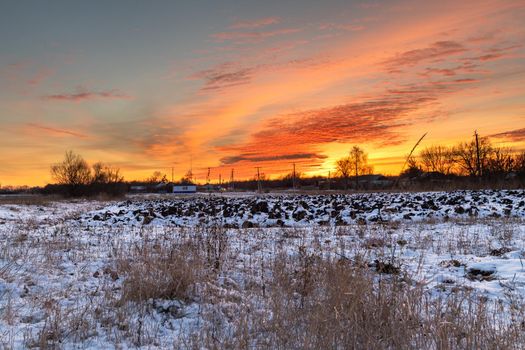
[337, 146, 372, 189]
[281, 171, 303, 188]
[349, 146, 373, 189]
[485, 147, 515, 177]
[180, 170, 194, 184]
[400, 156, 423, 178]
[336, 157, 351, 190]
[515, 152, 525, 177]
[146, 171, 168, 183]
[51, 150, 92, 186]
[454, 137, 492, 176]
[50, 151, 126, 197]
[420, 145, 455, 174]
[92, 162, 124, 184]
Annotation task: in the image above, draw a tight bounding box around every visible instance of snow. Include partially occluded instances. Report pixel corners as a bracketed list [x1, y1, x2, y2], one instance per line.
[0, 190, 524, 348]
[79, 189, 525, 228]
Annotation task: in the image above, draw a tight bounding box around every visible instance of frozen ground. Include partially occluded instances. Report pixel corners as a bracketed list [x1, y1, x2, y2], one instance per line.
[80, 189, 525, 228]
[0, 190, 524, 348]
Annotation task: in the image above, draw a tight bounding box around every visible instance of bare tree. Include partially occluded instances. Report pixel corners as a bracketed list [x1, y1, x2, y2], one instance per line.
[180, 170, 194, 184]
[349, 146, 373, 189]
[485, 147, 515, 176]
[147, 171, 168, 183]
[400, 156, 423, 178]
[420, 145, 455, 174]
[515, 151, 525, 176]
[281, 170, 302, 187]
[92, 162, 124, 184]
[455, 137, 492, 176]
[336, 157, 351, 190]
[51, 150, 92, 186]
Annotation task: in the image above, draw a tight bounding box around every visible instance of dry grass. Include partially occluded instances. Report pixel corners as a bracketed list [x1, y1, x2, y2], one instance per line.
[0, 195, 63, 206]
[2, 214, 525, 349]
[116, 239, 207, 303]
[193, 252, 525, 349]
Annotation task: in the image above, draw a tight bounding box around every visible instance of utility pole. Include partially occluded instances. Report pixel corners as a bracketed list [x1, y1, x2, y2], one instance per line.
[206, 167, 211, 185]
[255, 167, 262, 193]
[230, 168, 234, 191]
[171, 167, 174, 183]
[328, 171, 331, 190]
[355, 156, 359, 191]
[292, 163, 296, 190]
[190, 154, 193, 183]
[219, 173, 221, 186]
[475, 130, 481, 177]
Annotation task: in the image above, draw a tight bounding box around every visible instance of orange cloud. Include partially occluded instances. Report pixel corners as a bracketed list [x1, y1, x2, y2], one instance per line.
[214, 91, 434, 174]
[3, 0, 525, 186]
[383, 41, 467, 72]
[490, 128, 525, 142]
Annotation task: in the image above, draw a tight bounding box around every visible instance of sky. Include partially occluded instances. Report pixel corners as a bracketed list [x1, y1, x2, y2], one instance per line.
[0, 0, 524, 186]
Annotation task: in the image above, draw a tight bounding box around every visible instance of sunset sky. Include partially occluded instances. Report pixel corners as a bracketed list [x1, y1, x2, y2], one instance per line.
[1, 0, 524, 186]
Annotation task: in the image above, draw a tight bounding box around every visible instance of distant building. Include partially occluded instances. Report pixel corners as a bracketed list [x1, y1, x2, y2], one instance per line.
[172, 185, 197, 194]
[129, 185, 147, 193]
[357, 175, 393, 188]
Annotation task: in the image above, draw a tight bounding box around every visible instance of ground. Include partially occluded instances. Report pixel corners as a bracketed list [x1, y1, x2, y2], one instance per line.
[0, 190, 524, 348]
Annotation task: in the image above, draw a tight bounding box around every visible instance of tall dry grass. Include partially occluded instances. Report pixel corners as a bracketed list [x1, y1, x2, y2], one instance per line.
[116, 240, 206, 303]
[190, 249, 525, 349]
[3, 221, 524, 349]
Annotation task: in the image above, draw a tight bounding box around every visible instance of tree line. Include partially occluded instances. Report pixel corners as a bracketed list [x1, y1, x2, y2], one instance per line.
[31, 137, 525, 197]
[331, 134, 525, 190]
[45, 151, 126, 197]
[403, 133, 525, 179]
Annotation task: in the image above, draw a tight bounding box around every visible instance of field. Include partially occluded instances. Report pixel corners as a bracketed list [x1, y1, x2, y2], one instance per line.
[1, 190, 525, 349]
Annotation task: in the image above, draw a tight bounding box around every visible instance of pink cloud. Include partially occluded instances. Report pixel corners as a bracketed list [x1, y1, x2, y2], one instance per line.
[383, 41, 467, 71]
[465, 44, 522, 62]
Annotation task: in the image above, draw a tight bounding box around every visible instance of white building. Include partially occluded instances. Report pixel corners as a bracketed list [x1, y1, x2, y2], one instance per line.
[172, 185, 197, 194]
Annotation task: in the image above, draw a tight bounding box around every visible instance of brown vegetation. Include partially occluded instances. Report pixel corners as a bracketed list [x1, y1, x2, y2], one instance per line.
[2, 215, 525, 348]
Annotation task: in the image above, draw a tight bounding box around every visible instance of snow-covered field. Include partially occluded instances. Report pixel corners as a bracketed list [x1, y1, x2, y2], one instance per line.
[82, 189, 525, 228]
[1, 190, 525, 348]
